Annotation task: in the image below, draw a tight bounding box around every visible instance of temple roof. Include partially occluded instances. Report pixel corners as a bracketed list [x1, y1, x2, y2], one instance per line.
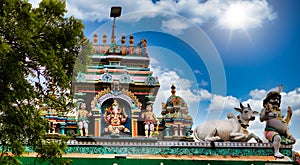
[77, 33, 159, 87]
[165, 84, 186, 108]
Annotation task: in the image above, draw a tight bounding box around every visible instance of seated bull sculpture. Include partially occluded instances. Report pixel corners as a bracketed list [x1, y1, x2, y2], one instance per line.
[194, 103, 262, 143]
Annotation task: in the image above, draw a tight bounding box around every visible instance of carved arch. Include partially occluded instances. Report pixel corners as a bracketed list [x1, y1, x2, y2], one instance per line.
[92, 88, 140, 110]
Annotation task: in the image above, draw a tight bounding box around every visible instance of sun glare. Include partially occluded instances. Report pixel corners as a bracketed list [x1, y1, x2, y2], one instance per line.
[216, 2, 257, 44]
[220, 3, 250, 31]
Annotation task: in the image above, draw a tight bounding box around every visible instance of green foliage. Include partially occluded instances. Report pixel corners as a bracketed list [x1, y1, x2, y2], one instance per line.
[0, 0, 85, 163]
[34, 136, 73, 165]
[73, 39, 93, 81]
[0, 156, 22, 165]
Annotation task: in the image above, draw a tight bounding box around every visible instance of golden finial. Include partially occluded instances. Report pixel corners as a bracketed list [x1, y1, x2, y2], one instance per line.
[93, 33, 98, 43]
[171, 83, 176, 95]
[129, 34, 134, 45]
[121, 34, 126, 45]
[103, 33, 107, 44]
[278, 84, 283, 93]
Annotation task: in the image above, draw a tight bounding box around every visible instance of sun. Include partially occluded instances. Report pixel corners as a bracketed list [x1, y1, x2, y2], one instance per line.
[216, 2, 258, 44]
[224, 4, 248, 30]
[219, 2, 253, 31]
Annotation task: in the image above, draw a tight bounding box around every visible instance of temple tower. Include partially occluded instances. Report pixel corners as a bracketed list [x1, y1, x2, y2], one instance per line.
[72, 33, 160, 137]
[160, 84, 193, 141]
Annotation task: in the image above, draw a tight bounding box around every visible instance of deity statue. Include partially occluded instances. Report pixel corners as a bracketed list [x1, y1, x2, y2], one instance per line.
[260, 85, 296, 158]
[103, 100, 130, 135]
[77, 103, 92, 136]
[141, 103, 159, 138]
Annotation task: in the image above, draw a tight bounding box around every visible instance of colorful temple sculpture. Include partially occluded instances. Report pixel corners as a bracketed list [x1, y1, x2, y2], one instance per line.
[260, 85, 296, 158]
[40, 31, 194, 140]
[160, 84, 193, 141]
[72, 32, 162, 138]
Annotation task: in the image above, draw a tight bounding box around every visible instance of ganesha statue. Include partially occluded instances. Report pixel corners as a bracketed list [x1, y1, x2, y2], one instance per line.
[103, 99, 130, 136]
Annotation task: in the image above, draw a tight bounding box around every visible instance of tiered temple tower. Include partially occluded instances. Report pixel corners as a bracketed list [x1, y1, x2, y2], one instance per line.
[72, 33, 160, 137]
[160, 84, 193, 141]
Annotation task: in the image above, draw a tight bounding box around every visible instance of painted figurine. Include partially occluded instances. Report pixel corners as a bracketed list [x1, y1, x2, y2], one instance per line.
[194, 103, 261, 142]
[103, 100, 130, 135]
[141, 103, 159, 138]
[77, 103, 92, 136]
[260, 85, 296, 158]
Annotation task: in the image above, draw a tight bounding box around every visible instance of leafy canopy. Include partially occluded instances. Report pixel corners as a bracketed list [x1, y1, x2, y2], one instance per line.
[0, 0, 87, 163]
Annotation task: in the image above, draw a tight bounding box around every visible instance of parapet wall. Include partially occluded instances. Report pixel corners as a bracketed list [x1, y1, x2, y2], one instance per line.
[66, 138, 293, 157]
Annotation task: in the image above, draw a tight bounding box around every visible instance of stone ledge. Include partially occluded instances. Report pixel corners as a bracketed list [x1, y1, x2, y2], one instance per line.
[65, 141, 293, 157]
[21, 153, 293, 162]
[67, 139, 292, 149]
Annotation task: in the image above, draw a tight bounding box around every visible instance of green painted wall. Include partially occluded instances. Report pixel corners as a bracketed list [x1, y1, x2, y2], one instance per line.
[18, 157, 296, 165]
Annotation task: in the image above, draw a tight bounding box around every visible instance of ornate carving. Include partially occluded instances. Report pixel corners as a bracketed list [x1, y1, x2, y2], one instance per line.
[64, 144, 292, 157]
[101, 70, 113, 82]
[121, 89, 139, 107]
[145, 76, 156, 85]
[76, 72, 86, 82]
[120, 71, 131, 83]
[93, 88, 111, 106]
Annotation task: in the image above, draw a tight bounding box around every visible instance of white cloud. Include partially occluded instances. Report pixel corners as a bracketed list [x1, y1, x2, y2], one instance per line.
[151, 65, 201, 118]
[149, 57, 159, 65]
[294, 140, 300, 152]
[173, 68, 185, 75]
[161, 18, 190, 35]
[249, 89, 267, 100]
[294, 109, 300, 117]
[208, 95, 239, 112]
[29, 0, 277, 34]
[246, 117, 268, 142]
[27, 0, 276, 33]
[217, 0, 277, 30]
[198, 80, 208, 87]
[281, 90, 300, 112]
[152, 66, 199, 101]
[198, 89, 212, 100]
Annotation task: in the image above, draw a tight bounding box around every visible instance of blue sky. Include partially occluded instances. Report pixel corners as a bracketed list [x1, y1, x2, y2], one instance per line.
[30, 0, 300, 151]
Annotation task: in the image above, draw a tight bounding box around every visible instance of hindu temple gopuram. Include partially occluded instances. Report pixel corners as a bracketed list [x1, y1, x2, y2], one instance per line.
[22, 7, 300, 165]
[70, 28, 196, 139]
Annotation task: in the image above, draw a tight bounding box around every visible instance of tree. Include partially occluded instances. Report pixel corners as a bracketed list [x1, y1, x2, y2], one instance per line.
[0, 0, 85, 163]
[73, 39, 93, 82]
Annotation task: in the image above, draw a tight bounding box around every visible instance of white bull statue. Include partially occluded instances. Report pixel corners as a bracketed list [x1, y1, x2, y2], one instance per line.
[194, 103, 262, 143]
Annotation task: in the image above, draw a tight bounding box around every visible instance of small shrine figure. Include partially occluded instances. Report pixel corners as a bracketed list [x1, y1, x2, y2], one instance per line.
[103, 100, 130, 135]
[77, 103, 92, 136]
[141, 102, 159, 138]
[260, 85, 296, 158]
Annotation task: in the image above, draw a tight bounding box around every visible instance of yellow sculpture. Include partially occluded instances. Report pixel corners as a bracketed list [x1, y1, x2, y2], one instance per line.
[103, 100, 130, 135]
